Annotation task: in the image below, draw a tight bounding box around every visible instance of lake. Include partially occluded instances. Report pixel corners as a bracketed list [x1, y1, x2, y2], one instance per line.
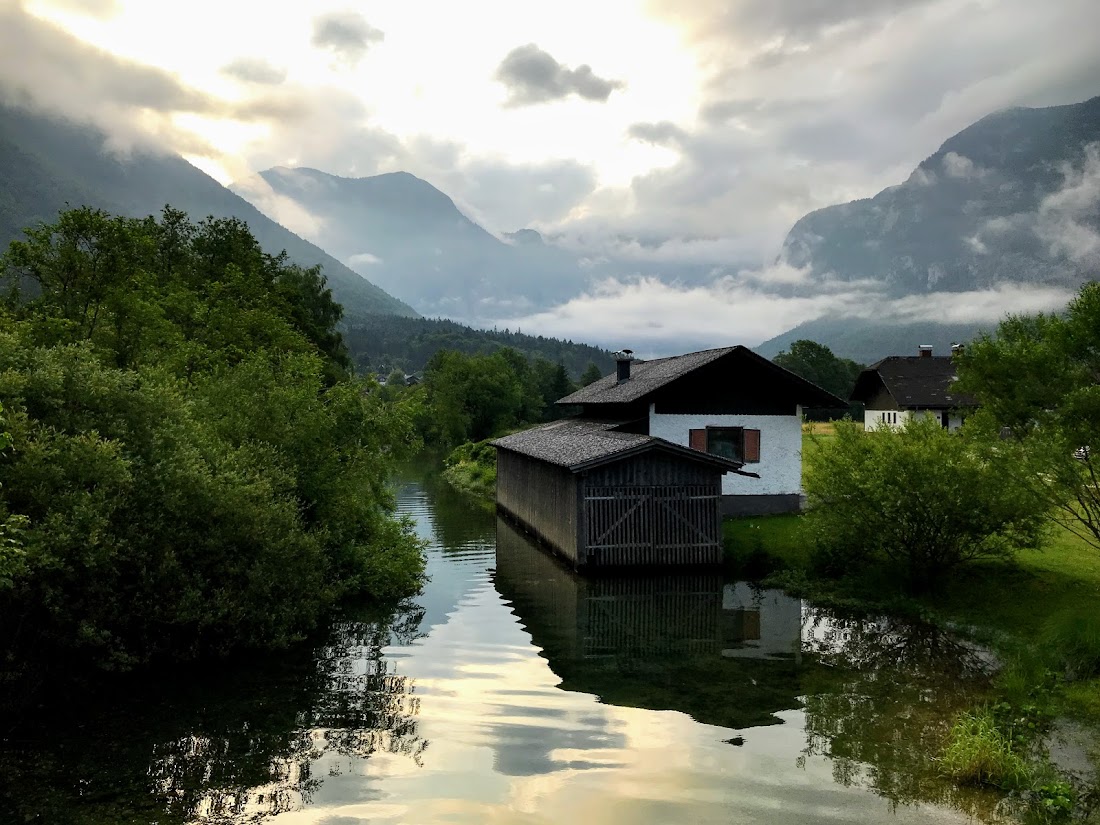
[0, 472, 1003, 823]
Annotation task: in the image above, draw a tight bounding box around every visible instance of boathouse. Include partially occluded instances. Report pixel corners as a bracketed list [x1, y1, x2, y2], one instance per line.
[492, 418, 756, 568]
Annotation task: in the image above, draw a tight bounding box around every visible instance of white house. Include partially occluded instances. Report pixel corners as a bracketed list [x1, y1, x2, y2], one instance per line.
[850, 345, 976, 432]
[557, 346, 844, 516]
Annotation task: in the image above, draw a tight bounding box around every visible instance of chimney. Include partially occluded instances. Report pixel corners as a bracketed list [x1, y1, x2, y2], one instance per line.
[918, 345, 933, 358]
[950, 342, 965, 357]
[615, 349, 635, 383]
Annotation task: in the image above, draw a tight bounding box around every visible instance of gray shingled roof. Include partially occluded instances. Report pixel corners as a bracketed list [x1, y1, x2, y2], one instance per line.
[851, 356, 977, 408]
[557, 345, 846, 407]
[557, 347, 735, 405]
[491, 418, 749, 474]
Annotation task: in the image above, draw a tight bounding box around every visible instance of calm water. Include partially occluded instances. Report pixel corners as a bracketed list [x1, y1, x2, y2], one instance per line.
[0, 474, 1003, 824]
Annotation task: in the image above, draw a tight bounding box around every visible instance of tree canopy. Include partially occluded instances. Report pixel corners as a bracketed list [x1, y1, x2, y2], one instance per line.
[772, 340, 862, 413]
[956, 282, 1100, 550]
[0, 207, 424, 703]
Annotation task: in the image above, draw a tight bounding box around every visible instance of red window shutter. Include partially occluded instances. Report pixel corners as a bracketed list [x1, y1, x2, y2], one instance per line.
[689, 429, 707, 451]
[743, 429, 761, 462]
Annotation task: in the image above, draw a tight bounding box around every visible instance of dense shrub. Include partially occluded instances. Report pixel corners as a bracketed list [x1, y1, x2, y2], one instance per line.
[803, 418, 1048, 591]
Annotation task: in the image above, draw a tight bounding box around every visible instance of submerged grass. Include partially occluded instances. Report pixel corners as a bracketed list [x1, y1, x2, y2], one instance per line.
[941, 707, 1034, 789]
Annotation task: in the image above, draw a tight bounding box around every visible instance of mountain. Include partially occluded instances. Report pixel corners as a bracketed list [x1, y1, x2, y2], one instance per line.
[754, 318, 991, 365]
[759, 96, 1100, 361]
[0, 103, 418, 319]
[782, 96, 1100, 294]
[231, 167, 594, 323]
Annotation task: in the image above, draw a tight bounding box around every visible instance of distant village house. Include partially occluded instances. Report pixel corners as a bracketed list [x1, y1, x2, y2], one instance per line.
[850, 345, 976, 431]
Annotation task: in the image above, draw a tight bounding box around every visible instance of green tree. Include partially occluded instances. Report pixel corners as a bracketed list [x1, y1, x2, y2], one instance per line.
[579, 362, 604, 387]
[804, 419, 1046, 592]
[773, 340, 862, 409]
[956, 282, 1100, 550]
[0, 207, 425, 692]
[423, 349, 528, 445]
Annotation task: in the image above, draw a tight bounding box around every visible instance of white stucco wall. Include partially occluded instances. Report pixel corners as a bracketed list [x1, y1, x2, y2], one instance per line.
[649, 407, 803, 496]
[864, 408, 963, 432]
[864, 409, 910, 431]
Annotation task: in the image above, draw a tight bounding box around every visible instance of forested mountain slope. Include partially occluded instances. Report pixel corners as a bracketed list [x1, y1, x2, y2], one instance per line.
[0, 103, 417, 319]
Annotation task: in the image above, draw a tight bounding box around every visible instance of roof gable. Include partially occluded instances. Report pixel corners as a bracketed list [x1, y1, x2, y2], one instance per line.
[557, 346, 845, 408]
[851, 356, 976, 408]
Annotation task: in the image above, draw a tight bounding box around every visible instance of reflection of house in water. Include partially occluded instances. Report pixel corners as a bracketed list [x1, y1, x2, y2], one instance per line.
[494, 518, 807, 729]
[721, 583, 803, 663]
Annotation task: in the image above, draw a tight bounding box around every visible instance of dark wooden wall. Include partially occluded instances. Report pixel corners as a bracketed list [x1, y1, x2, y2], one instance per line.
[496, 450, 580, 563]
[497, 449, 724, 568]
[583, 452, 714, 487]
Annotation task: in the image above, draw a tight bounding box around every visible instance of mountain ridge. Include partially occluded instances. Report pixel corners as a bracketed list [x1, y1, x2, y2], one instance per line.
[0, 103, 419, 319]
[232, 165, 593, 324]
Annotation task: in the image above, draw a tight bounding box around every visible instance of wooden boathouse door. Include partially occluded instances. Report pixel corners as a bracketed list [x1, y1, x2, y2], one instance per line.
[583, 485, 721, 566]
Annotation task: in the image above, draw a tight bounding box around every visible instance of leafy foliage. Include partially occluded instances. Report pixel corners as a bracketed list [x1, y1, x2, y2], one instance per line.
[0, 207, 424, 693]
[417, 348, 576, 446]
[803, 419, 1048, 591]
[957, 282, 1100, 551]
[772, 339, 863, 414]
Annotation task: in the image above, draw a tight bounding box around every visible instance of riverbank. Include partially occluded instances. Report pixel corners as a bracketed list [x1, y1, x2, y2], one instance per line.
[724, 509, 1100, 820]
[440, 439, 497, 502]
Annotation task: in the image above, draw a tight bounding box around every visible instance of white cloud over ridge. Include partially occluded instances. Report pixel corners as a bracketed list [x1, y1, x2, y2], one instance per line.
[1036, 143, 1100, 268]
[496, 274, 1076, 356]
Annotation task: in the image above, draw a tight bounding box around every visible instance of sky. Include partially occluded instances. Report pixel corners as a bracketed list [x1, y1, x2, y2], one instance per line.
[2, 0, 1098, 350]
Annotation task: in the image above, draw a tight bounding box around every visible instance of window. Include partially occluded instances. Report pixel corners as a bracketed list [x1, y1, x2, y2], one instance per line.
[689, 427, 761, 463]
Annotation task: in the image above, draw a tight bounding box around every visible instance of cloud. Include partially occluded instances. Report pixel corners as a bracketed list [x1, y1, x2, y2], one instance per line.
[347, 252, 382, 267]
[600, 0, 1100, 267]
[942, 151, 989, 180]
[495, 44, 623, 106]
[311, 10, 384, 67]
[0, 4, 214, 117]
[0, 3, 223, 155]
[1036, 142, 1100, 268]
[231, 173, 326, 238]
[221, 57, 287, 86]
[496, 272, 1076, 355]
[41, 0, 120, 18]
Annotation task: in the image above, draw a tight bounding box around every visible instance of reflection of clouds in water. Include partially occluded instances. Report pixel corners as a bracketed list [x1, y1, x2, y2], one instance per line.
[152, 483, 993, 825]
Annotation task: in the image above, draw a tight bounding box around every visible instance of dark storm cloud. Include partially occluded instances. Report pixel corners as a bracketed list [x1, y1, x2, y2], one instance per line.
[495, 44, 624, 106]
[311, 10, 384, 66]
[221, 57, 287, 86]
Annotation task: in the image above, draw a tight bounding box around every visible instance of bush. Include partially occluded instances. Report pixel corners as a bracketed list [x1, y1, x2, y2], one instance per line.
[804, 418, 1048, 592]
[941, 708, 1033, 789]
